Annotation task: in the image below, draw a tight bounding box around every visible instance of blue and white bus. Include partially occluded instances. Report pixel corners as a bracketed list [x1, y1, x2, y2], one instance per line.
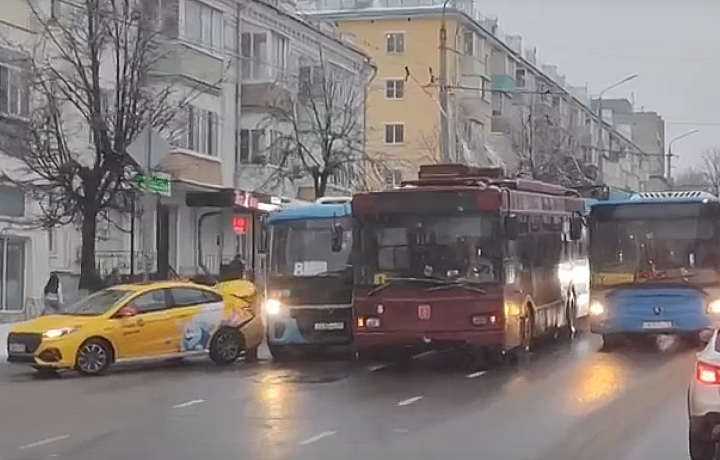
[263, 197, 353, 359]
[587, 191, 720, 349]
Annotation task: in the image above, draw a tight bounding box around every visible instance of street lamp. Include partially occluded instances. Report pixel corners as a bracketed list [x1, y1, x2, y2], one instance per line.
[596, 74, 638, 182]
[667, 129, 700, 181]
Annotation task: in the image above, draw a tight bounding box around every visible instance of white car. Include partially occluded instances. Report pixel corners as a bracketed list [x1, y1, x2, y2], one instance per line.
[688, 329, 720, 459]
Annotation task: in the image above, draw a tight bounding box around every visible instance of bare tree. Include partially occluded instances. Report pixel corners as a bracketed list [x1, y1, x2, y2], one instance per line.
[674, 149, 720, 195]
[262, 52, 381, 198]
[701, 148, 720, 195]
[507, 104, 594, 187]
[675, 166, 709, 190]
[0, 0, 185, 288]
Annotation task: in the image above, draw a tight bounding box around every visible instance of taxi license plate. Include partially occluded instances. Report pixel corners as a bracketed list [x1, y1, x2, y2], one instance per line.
[643, 321, 673, 329]
[8, 343, 26, 353]
[314, 322, 344, 331]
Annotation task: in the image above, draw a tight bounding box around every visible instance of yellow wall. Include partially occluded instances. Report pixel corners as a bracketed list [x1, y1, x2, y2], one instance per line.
[338, 16, 461, 187]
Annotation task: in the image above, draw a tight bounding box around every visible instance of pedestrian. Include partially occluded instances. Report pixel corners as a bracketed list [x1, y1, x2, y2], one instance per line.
[104, 268, 121, 288]
[43, 272, 63, 315]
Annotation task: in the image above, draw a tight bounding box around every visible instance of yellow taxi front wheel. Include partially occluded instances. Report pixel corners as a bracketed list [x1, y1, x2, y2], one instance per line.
[209, 328, 244, 365]
[75, 338, 114, 376]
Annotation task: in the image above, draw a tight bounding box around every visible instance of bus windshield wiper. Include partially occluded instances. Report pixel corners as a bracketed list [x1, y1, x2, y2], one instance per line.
[424, 280, 487, 295]
[366, 277, 447, 296]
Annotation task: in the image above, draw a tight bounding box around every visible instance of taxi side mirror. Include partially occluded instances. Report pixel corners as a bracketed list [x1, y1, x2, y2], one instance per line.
[116, 305, 137, 318]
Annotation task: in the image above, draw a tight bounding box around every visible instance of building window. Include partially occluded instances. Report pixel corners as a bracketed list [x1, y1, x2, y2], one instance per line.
[386, 32, 405, 54]
[298, 65, 324, 98]
[515, 68, 526, 88]
[385, 79, 404, 99]
[0, 238, 25, 311]
[481, 77, 490, 102]
[0, 185, 24, 217]
[384, 169, 403, 188]
[0, 65, 29, 118]
[50, 0, 61, 18]
[384, 123, 404, 144]
[177, 106, 219, 156]
[492, 93, 503, 116]
[184, 0, 223, 50]
[238, 129, 265, 165]
[272, 33, 288, 79]
[241, 32, 267, 80]
[463, 31, 474, 56]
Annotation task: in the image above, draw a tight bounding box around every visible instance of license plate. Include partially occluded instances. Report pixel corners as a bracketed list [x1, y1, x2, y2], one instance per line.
[314, 322, 344, 331]
[643, 321, 673, 329]
[8, 343, 25, 353]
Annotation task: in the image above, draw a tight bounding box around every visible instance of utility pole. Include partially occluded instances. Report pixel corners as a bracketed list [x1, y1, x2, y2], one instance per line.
[438, 0, 451, 163]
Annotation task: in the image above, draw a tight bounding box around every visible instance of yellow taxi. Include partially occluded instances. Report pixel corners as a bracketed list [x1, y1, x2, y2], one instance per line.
[6, 279, 264, 376]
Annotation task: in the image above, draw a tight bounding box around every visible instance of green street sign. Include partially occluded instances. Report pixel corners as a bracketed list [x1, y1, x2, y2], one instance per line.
[132, 172, 171, 197]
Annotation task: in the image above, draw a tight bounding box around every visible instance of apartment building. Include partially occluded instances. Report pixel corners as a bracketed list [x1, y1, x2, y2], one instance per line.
[302, 0, 651, 191]
[592, 98, 665, 178]
[302, 0, 498, 188]
[0, 0, 51, 319]
[4, 0, 370, 290]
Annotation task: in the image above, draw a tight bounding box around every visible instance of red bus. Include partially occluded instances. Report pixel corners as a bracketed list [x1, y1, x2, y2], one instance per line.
[351, 164, 584, 365]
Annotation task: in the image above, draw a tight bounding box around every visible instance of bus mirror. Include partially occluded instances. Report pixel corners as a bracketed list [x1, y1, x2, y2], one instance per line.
[505, 215, 518, 240]
[570, 217, 583, 241]
[331, 224, 343, 253]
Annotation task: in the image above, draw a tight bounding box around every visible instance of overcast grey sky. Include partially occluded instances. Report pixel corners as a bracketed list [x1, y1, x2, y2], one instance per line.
[480, 0, 720, 174]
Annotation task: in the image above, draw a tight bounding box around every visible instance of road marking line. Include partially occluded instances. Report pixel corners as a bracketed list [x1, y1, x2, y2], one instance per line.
[369, 364, 386, 372]
[19, 435, 69, 450]
[299, 431, 337, 445]
[466, 370, 487, 378]
[393, 428, 409, 433]
[172, 399, 205, 409]
[397, 396, 423, 406]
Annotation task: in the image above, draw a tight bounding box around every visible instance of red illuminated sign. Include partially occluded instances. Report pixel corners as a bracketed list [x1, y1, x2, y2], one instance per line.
[232, 216, 247, 234]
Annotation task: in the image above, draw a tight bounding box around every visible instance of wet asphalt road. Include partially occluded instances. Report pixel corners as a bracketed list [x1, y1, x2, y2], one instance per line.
[0, 333, 694, 460]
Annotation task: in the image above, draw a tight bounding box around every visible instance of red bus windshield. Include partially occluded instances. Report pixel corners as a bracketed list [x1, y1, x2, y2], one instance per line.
[354, 213, 502, 285]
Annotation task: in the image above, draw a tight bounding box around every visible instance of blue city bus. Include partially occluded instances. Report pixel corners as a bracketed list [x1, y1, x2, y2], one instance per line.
[263, 198, 353, 359]
[587, 191, 720, 350]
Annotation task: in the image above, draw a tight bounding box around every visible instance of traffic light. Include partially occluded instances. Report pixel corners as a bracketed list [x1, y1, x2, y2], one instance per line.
[232, 216, 247, 234]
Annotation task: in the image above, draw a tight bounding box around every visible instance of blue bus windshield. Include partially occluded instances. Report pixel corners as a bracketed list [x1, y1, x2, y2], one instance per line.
[269, 217, 352, 277]
[590, 205, 719, 274]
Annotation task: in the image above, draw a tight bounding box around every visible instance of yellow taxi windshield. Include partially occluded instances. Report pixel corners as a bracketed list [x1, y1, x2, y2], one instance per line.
[60, 288, 133, 316]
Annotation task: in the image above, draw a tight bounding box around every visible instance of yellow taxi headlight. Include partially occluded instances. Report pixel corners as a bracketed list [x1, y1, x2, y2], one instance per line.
[43, 326, 80, 339]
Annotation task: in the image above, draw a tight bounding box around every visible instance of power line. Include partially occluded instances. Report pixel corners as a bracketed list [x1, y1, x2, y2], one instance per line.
[666, 122, 720, 126]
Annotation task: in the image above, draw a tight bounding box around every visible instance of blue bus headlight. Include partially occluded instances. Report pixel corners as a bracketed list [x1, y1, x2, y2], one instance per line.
[707, 300, 720, 314]
[265, 299, 283, 316]
[589, 301, 605, 316]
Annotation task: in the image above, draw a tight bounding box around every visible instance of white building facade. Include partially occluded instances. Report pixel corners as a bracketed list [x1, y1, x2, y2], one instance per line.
[0, 0, 370, 308]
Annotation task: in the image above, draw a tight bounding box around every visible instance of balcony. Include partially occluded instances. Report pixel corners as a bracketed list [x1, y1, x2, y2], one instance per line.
[491, 74, 516, 93]
[159, 148, 223, 185]
[150, 41, 225, 88]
